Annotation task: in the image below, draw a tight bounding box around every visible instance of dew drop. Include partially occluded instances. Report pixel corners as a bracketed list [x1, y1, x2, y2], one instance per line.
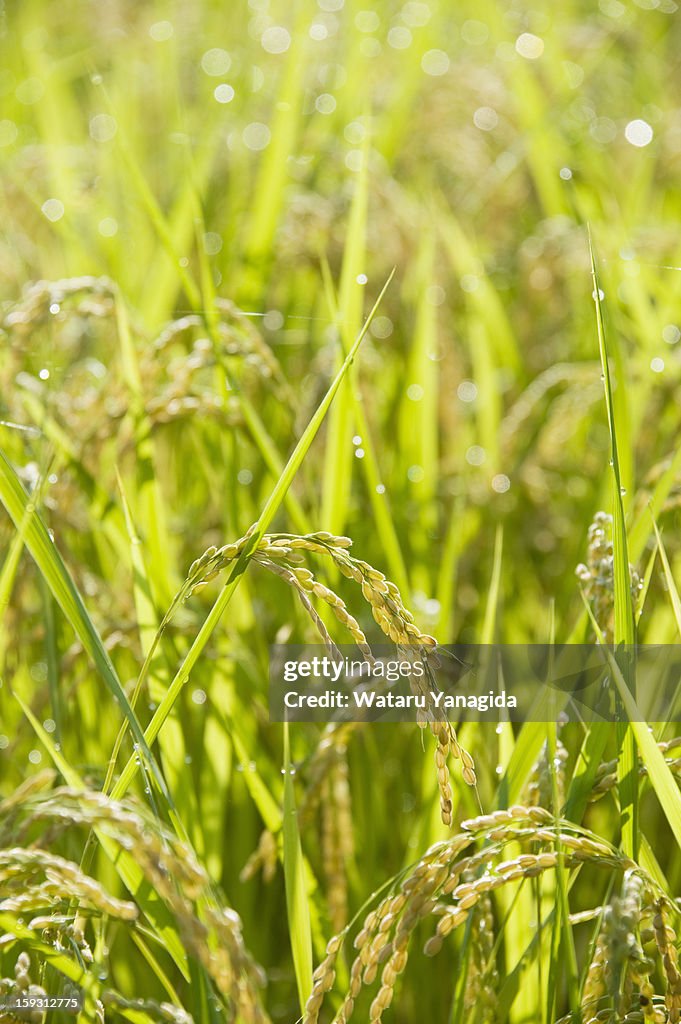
[624, 119, 653, 148]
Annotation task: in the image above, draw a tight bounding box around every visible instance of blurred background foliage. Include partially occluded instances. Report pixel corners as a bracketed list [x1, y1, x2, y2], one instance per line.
[2, 0, 681, 1021]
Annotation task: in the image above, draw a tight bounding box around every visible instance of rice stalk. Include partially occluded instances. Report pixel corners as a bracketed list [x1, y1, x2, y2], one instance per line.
[576, 512, 643, 644]
[180, 530, 477, 820]
[588, 740, 681, 804]
[581, 871, 654, 1021]
[524, 734, 569, 812]
[302, 807, 677, 1024]
[0, 786, 269, 1024]
[0, 952, 49, 1024]
[320, 750, 354, 933]
[461, 884, 498, 1023]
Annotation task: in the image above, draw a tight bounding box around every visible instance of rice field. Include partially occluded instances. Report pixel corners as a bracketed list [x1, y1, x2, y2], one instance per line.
[2, 1, 681, 1022]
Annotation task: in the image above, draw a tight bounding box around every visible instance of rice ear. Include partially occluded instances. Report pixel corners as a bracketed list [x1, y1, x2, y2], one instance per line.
[303, 809, 674, 1024]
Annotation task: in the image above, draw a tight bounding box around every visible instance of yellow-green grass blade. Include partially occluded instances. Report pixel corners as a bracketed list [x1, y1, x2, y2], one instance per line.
[651, 514, 681, 637]
[40, 576, 62, 742]
[497, 718, 553, 808]
[233, 393, 312, 535]
[282, 721, 313, 1014]
[0, 463, 44, 672]
[198, 705, 232, 880]
[602, 648, 681, 856]
[545, 723, 580, 1023]
[224, 700, 328, 964]
[21, 32, 95, 275]
[14, 391, 131, 570]
[435, 501, 480, 643]
[590, 231, 637, 860]
[115, 293, 178, 605]
[564, 723, 611, 825]
[107, 472, 199, 847]
[320, 130, 369, 535]
[639, 834, 673, 896]
[496, 884, 583, 1018]
[439, 208, 520, 373]
[320, 255, 410, 597]
[590, 236, 635, 647]
[0, 447, 167, 800]
[241, 6, 310, 301]
[581, 596, 681, 855]
[629, 442, 681, 562]
[398, 229, 439, 594]
[15, 697, 189, 978]
[94, 79, 201, 312]
[112, 296, 198, 830]
[636, 542, 659, 626]
[130, 931, 183, 1007]
[225, 707, 282, 835]
[481, 524, 503, 644]
[468, 318, 502, 476]
[0, 496, 30, 619]
[142, 138, 218, 328]
[497, 47, 569, 217]
[480, 527, 528, 1024]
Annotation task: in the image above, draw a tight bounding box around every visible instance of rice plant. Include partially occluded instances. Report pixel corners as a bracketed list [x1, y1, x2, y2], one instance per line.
[2, 1, 681, 1023]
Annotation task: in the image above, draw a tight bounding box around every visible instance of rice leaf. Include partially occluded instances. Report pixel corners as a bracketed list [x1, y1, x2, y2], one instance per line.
[589, 230, 637, 860]
[282, 722, 313, 1014]
[650, 513, 681, 637]
[0, 447, 168, 801]
[15, 697, 189, 977]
